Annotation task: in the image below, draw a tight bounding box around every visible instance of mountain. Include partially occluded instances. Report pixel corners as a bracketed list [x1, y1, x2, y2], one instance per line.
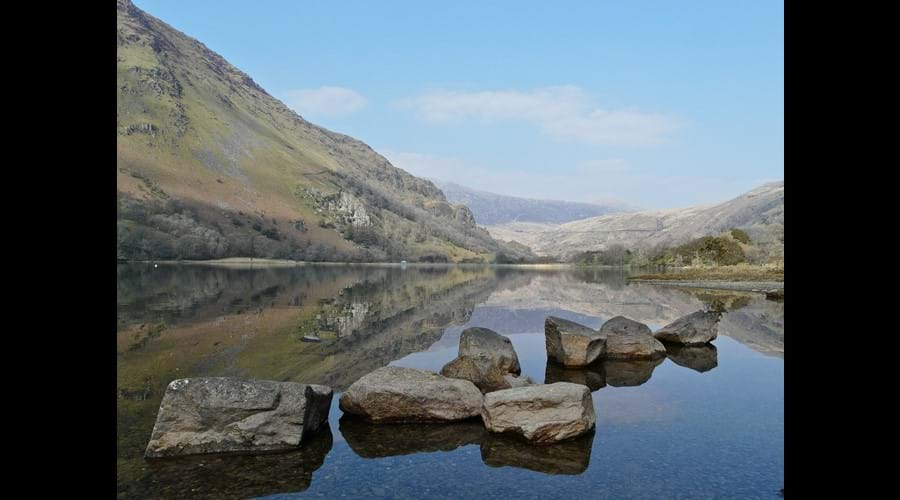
[436, 181, 634, 225]
[116, 0, 529, 263]
[486, 181, 784, 259]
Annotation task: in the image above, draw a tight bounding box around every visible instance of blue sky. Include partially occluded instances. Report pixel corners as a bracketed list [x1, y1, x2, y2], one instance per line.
[134, 0, 783, 209]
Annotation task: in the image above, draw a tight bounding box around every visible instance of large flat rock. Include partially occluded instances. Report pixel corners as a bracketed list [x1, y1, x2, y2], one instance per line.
[145, 378, 333, 458]
[339, 366, 483, 423]
[481, 382, 596, 443]
[654, 310, 720, 345]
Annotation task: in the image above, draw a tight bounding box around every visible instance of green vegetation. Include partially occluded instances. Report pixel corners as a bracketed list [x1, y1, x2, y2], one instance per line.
[116, 0, 531, 264]
[629, 264, 784, 282]
[730, 228, 751, 244]
[570, 228, 784, 283]
[570, 244, 633, 266]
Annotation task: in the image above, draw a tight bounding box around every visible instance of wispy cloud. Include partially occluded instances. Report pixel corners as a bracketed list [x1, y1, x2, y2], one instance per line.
[282, 86, 367, 117]
[397, 86, 681, 146]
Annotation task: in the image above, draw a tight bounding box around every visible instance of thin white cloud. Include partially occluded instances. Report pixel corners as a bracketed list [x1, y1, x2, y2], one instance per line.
[282, 86, 367, 117]
[397, 86, 681, 146]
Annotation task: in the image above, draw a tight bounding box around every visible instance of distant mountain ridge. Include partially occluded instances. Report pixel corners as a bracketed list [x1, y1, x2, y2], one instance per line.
[116, 0, 529, 263]
[486, 181, 784, 259]
[436, 181, 634, 225]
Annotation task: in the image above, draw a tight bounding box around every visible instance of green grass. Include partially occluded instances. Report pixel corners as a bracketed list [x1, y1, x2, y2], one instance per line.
[629, 263, 784, 282]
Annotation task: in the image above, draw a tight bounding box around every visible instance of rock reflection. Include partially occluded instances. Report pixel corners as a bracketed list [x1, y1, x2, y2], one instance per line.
[603, 358, 664, 387]
[139, 425, 333, 498]
[480, 432, 594, 475]
[339, 416, 486, 458]
[544, 361, 606, 391]
[665, 343, 718, 372]
[340, 416, 594, 475]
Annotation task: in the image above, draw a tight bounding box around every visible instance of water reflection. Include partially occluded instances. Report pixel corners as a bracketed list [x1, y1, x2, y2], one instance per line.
[665, 343, 719, 372]
[117, 263, 784, 498]
[136, 425, 333, 499]
[544, 361, 606, 391]
[340, 417, 594, 475]
[603, 358, 665, 387]
[481, 432, 594, 475]
[339, 417, 485, 458]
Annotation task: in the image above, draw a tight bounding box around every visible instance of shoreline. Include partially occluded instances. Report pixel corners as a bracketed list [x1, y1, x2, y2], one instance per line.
[627, 279, 784, 293]
[120, 258, 579, 270]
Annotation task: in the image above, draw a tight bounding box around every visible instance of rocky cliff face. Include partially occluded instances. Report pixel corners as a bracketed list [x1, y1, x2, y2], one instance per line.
[116, 0, 527, 262]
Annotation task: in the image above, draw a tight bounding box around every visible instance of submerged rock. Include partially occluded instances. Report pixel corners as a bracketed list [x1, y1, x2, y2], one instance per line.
[603, 358, 664, 387]
[544, 316, 607, 367]
[440, 327, 529, 392]
[544, 361, 606, 391]
[145, 378, 333, 458]
[665, 343, 719, 373]
[481, 431, 594, 475]
[339, 366, 483, 423]
[339, 416, 486, 458]
[654, 310, 719, 345]
[601, 316, 666, 360]
[481, 382, 596, 443]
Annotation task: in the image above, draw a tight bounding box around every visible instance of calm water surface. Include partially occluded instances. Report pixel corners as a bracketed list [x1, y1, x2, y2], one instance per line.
[117, 263, 784, 499]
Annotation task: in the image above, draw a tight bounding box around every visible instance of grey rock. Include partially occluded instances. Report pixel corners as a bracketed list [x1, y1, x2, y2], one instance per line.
[666, 343, 718, 373]
[544, 316, 607, 367]
[145, 377, 333, 458]
[481, 382, 596, 443]
[440, 327, 527, 392]
[601, 316, 666, 360]
[654, 310, 719, 345]
[339, 366, 483, 423]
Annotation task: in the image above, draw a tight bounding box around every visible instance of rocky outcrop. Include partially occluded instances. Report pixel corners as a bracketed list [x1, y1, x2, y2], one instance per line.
[665, 344, 718, 373]
[601, 316, 666, 360]
[544, 316, 607, 367]
[654, 310, 719, 345]
[145, 378, 333, 458]
[440, 327, 529, 392]
[481, 382, 596, 443]
[339, 366, 483, 423]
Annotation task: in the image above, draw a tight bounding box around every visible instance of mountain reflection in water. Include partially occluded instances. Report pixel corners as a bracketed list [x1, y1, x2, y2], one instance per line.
[117, 263, 783, 499]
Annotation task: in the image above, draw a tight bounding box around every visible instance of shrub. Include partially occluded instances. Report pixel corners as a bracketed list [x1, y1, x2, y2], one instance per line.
[730, 229, 751, 244]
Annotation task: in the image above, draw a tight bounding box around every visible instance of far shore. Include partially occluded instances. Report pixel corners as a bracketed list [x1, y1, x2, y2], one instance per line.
[626, 279, 783, 293]
[122, 258, 578, 270]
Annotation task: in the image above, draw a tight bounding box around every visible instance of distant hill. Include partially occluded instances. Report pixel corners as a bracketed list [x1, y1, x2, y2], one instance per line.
[486, 181, 784, 259]
[116, 0, 529, 263]
[436, 181, 634, 225]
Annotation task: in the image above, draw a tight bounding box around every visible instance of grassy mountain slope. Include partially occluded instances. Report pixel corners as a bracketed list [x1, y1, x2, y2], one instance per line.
[116, 0, 528, 263]
[436, 181, 634, 225]
[487, 181, 784, 259]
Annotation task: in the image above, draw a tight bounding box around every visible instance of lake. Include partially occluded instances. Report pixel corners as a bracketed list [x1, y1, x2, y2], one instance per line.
[117, 263, 784, 499]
